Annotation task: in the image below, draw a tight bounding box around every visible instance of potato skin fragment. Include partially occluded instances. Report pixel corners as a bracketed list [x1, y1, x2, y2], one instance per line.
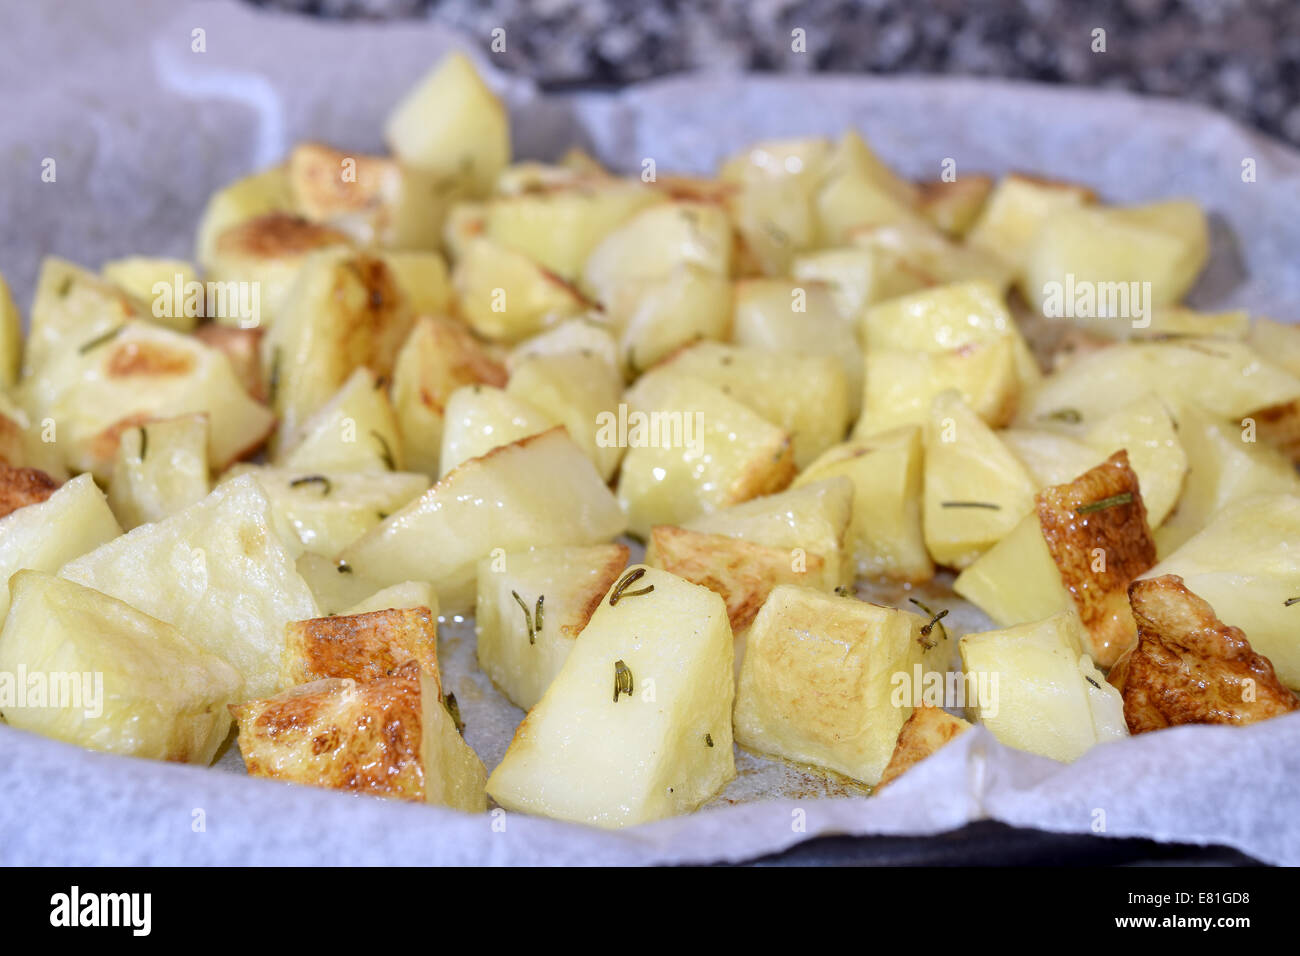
[282, 606, 440, 693]
[1109, 574, 1299, 733]
[0, 463, 59, 519]
[877, 704, 971, 789]
[1035, 450, 1155, 667]
[231, 664, 428, 801]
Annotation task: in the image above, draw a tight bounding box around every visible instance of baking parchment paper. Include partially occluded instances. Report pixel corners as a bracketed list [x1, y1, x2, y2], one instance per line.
[1, 0, 1299, 865]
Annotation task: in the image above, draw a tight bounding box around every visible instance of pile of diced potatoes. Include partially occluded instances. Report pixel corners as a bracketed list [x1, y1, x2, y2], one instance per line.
[0, 51, 1297, 828]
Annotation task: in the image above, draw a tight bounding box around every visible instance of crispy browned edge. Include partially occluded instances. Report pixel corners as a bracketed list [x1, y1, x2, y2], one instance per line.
[230, 661, 428, 801]
[214, 211, 350, 260]
[282, 606, 441, 694]
[403, 315, 507, 417]
[1109, 574, 1299, 733]
[559, 543, 631, 638]
[877, 703, 971, 789]
[1035, 450, 1156, 667]
[650, 525, 824, 632]
[0, 463, 59, 519]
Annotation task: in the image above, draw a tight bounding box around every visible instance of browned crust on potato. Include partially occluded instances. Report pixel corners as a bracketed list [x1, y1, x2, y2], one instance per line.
[916, 175, 994, 236]
[1109, 574, 1299, 733]
[231, 663, 428, 801]
[195, 324, 266, 402]
[877, 703, 971, 789]
[1247, 398, 1300, 464]
[650, 525, 823, 632]
[215, 212, 350, 261]
[654, 175, 737, 204]
[87, 413, 158, 468]
[282, 606, 440, 693]
[1035, 450, 1156, 667]
[408, 316, 508, 416]
[104, 340, 197, 378]
[561, 543, 631, 638]
[289, 142, 398, 219]
[727, 433, 796, 506]
[0, 463, 60, 519]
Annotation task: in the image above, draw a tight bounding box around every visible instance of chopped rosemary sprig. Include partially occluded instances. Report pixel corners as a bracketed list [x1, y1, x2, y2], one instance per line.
[705, 733, 714, 748]
[909, 598, 950, 646]
[1085, 675, 1101, 689]
[609, 567, 654, 605]
[1075, 492, 1133, 515]
[57, 276, 73, 297]
[336, 560, 352, 574]
[511, 590, 544, 645]
[613, 659, 634, 702]
[1285, 597, 1300, 607]
[941, 500, 1001, 510]
[1039, 408, 1083, 424]
[534, 593, 544, 635]
[78, 325, 124, 354]
[268, 347, 281, 404]
[371, 430, 395, 470]
[834, 584, 854, 597]
[289, 474, 332, 495]
[137, 426, 148, 464]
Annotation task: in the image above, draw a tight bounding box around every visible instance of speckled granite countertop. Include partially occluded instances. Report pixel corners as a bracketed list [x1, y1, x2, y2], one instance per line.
[248, 0, 1300, 147]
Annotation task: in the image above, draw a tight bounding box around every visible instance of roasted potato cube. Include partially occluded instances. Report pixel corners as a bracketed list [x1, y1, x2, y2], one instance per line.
[41, 322, 274, 479]
[221, 465, 429, 556]
[287, 142, 445, 250]
[1145, 494, 1300, 690]
[380, 250, 452, 316]
[282, 606, 440, 691]
[475, 543, 629, 710]
[965, 173, 1094, 270]
[101, 256, 201, 332]
[790, 246, 926, 321]
[1109, 575, 1299, 733]
[384, 52, 509, 199]
[855, 338, 1020, 438]
[1019, 339, 1300, 428]
[607, 265, 732, 376]
[0, 571, 241, 764]
[1155, 403, 1300, 555]
[793, 427, 933, 583]
[653, 342, 850, 468]
[617, 369, 796, 538]
[340, 428, 626, 614]
[922, 390, 1037, 569]
[439, 384, 555, 478]
[0, 474, 120, 624]
[813, 132, 924, 245]
[582, 201, 732, 304]
[452, 237, 588, 343]
[958, 611, 1127, 763]
[390, 315, 507, 476]
[233, 665, 486, 810]
[24, 258, 141, 377]
[1020, 200, 1209, 314]
[205, 213, 351, 329]
[852, 220, 1016, 292]
[505, 351, 625, 480]
[731, 278, 863, 418]
[484, 182, 662, 281]
[916, 175, 994, 237]
[860, 280, 1040, 392]
[262, 248, 414, 446]
[487, 566, 735, 828]
[194, 324, 266, 402]
[877, 704, 972, 788]
[733, 585, 948, 786]
[107, 415, 210, 530]
[60, 474, 319, 700]
[277, 367, 405, 474]
[955, 452, 1157, 667]
[194, 166, 295, 270]
[507, 315, 619, 375]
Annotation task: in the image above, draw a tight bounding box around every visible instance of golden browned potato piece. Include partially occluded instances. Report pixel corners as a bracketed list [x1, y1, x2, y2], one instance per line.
[1036, 450, 1156, 667]
[649, 525, 826, 632]
[916, 175, 994, 237]
[1109, 574, 1299, 733]
[877, 704, 971, 789]
[0, 463, 60, 519]
[281, 606, 440, 692]
[231, 662, 486, 810]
